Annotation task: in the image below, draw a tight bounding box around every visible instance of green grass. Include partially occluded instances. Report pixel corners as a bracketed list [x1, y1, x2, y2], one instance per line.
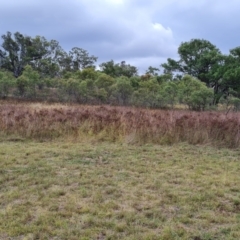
[0, 138, 240, 239]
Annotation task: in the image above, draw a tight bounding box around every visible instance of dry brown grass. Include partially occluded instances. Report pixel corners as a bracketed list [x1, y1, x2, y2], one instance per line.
[0, 102, 240, 148]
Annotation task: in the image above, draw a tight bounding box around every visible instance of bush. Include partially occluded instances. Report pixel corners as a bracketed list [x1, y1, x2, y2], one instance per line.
[110, 77, 133, 105]
[178, 75, 214, 110]
[230, 97, 240, 111]
[15, 65, 40, 98]
[0, 70, 15, 98]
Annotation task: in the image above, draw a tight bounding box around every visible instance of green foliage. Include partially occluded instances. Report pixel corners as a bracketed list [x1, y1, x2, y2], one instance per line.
[61, 77, 96, 103]
[131, 79, 165, 108]
[132, 89, 165, 108]
[16, 76, 28, 97]
[0, 31, 98, 79]
[178, 39, 221, 84]
[0, 70, 15, 98]
[95, 73, 115, 89]
[100, 60, 138, 78]
[95, 73, 115, 102]
[62, 78, 80, 97]
[220, 94, 240, 111]
[220, 49, 240, 97]
[145, 66, 160, 76]
[162, 39, 221, 84]
[28, 37, 63, 78]
[69, 47, 97, 71]
[16, 65, 40, 98]
[129, 76, 140, 89]
[78, 80, 89, 102]
[156, 73, 173, 84]
[160, 81, 179, 108]
[178, 75, 214, 110]
[189, 88, 214, 111]
[95, 88, 108, 103]
[230, 97, 240, 111]
[139, 78, 159, 91]
[111, 77, 133, 105]
[0, 32, 33, 77]
[2, 31, 240, 110]
[161, 39, 225, 104]
[80, 68, 98, 80]
[0, 32, 63, 78]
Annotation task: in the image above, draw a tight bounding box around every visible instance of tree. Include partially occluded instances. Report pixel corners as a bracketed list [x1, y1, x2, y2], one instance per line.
[58, 50, 72, 73]
[69, 47, 97, 71]
[161, 39, 227, 104]
[0, 32, 64, 78]
[206, 48, 240, 104]
[162, 39, 221, 86]
[0, 32, 34, 77]
[57, 48, 97, 75]
[100, 60, 138, 78]
[222, 48, 240, 96]
[28, 37, 63, 78]
[99, 60, 115, 77]
[118, 61, 138, 78]
[145, 66, 160, 76]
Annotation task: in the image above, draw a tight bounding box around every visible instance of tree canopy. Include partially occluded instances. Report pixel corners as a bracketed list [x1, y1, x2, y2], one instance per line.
[0, 32, 98, 78]
[1, 31, 240, 109]
[161, 39, 240, 103]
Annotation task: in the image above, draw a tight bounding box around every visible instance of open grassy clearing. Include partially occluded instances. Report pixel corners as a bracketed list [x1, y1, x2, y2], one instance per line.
[0, 138, 240, 239]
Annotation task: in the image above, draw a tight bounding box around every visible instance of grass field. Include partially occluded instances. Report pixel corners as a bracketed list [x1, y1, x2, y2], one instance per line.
[0, 137, 240, 240]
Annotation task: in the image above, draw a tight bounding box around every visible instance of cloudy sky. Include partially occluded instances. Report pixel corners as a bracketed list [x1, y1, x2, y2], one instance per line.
[1, 0, 240, 73]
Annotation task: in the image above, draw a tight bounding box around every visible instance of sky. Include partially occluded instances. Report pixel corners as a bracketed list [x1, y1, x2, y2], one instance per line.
[1, 0, 240, 73]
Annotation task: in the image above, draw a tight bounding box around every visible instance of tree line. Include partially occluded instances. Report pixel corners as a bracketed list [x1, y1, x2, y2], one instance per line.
[0, 31, 240, 110]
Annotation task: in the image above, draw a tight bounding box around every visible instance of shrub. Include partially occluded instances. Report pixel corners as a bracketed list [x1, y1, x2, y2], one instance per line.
[178, 75, 214, 110]
[0, 70, 15, 98]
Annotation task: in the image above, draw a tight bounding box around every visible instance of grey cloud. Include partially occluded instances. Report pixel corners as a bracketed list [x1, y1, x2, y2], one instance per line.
[151, 0, 240, 52]
[1, 0, 240, 73]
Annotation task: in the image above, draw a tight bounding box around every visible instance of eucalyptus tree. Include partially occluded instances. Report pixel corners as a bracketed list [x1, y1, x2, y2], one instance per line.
[0, 32, 63, 78]
[69, 47, 97, 71]
[100, 60, 138, 78]
[0, 32, 34, 77]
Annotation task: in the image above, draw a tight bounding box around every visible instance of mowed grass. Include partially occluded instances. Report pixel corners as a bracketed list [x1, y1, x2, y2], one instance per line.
[0, 138, 240, 240]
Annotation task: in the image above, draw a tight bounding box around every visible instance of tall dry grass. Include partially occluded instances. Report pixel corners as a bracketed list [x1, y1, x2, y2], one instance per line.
[0, 102, 240, 147]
